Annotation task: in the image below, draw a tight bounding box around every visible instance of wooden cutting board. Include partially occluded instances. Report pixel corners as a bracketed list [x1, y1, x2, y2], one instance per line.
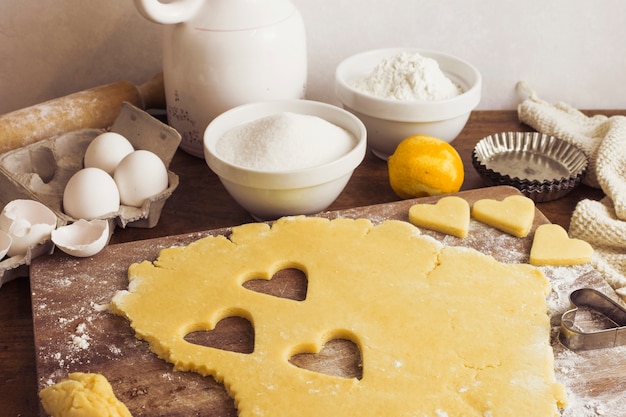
[30, 186, 626, 416]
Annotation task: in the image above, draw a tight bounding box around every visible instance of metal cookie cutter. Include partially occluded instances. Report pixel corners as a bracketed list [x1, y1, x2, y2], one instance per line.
[559, 288, 626, 350]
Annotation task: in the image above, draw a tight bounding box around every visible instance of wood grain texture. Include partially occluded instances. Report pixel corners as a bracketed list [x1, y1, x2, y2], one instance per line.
[29, 187, 624, 416]
[1, 110, 621, 416]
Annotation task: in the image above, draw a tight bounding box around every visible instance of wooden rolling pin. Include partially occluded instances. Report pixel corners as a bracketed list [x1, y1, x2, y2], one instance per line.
[0, 73, 166, 154]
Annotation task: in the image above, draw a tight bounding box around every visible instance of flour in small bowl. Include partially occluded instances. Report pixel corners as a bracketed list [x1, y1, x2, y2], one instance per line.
[216, 112, 357, 171]
[352, 51, 463, 101]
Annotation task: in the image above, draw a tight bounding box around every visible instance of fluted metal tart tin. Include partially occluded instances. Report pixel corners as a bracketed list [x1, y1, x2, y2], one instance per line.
[472, 132, 588, 202]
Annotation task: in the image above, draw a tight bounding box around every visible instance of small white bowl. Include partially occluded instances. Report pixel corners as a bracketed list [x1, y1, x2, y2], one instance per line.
[335, 48, 481, 159]
[204, 100, 367, 220]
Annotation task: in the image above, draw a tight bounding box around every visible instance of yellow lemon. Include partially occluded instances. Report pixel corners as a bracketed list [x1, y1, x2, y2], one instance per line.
[388, 135, 464, 199]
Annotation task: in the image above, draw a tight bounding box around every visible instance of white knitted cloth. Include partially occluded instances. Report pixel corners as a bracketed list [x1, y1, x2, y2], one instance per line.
[517, 82, 626, 300]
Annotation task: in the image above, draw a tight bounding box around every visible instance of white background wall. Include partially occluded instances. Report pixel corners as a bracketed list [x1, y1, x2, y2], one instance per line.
[1, 0, 625, 114]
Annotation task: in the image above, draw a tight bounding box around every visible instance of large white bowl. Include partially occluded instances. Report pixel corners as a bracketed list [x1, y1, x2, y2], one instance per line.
[204, 100, 367, 220]
[335, 48, 481, 159]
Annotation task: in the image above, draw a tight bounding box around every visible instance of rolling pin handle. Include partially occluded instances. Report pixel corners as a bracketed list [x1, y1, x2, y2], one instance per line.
[138, 73, 166, 110]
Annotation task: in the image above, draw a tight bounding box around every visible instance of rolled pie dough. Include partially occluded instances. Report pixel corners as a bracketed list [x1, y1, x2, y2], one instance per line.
[112, 216, 566, 416]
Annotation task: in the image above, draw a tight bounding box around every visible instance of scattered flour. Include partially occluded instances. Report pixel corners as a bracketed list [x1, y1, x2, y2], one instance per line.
[536, 265, 626, 417]
[33, 206, 626, 416]
[352, 51, 463, 101]
[70, 322, 91, 350]
[216, 112, 356, 171]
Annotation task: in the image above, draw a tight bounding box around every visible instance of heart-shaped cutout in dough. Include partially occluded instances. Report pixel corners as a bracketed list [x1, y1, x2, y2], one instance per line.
[289, 337, 363, 380]
[408, 196, 470, 238]
[185, 316, 255, 354]
[529, 224, 594, 266]
[471, 195, 535, 237]
[243, 267, 308, 301]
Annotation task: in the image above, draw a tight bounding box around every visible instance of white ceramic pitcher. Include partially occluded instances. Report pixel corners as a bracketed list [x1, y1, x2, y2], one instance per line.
[134, 0, 308, 157]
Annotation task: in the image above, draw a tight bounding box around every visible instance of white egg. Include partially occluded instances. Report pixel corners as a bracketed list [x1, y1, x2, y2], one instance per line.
[114, 150, 169, 207]
[63, 167, 121, 220]
[84, 132, 135, 175]
[0, 199, 57, 257]
[51, 219, 110, 257]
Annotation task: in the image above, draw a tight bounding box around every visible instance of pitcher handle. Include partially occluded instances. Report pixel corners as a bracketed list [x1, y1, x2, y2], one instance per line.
[133, 0, 204, 24]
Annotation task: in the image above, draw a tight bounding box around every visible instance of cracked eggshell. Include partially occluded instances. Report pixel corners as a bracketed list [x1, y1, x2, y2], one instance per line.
[0, 199, 57, 257]
[0, 230, 11, 259]
[51, 219, 111, 257]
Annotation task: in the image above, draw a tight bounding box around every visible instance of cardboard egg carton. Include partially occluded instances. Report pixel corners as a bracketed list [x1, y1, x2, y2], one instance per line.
[0, 102, 182, 285]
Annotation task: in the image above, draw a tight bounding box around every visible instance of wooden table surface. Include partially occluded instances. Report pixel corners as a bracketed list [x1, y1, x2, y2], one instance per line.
[0, 109, 616, 415]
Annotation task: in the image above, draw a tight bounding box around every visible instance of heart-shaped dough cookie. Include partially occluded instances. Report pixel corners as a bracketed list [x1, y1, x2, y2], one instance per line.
[529, 223, 594, 266]
[409, 196, 470, 238]
[471, 195, 535, 238]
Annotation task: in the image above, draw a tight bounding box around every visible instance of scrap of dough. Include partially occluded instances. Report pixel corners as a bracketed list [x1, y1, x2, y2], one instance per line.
[408, 195, 470, 238]
[111, 216, 566, 417]
[39, 372, 132, 417]
[472, 195, 536, 237]
[530, 223, 594, 266]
